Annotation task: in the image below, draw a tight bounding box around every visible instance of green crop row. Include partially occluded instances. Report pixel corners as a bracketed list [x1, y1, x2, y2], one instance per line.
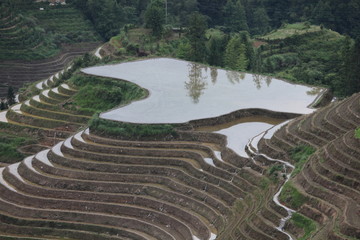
[89, 115, 177, 140]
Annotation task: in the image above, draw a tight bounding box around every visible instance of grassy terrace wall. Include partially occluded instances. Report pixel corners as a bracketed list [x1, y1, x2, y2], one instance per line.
[69, 73, 147, 114]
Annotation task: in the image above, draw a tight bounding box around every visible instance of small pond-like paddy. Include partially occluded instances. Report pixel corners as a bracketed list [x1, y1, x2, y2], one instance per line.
[82, 58, 322, 124]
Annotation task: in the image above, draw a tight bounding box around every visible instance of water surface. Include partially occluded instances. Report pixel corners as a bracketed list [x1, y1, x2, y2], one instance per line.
[82, 58, 321, 124]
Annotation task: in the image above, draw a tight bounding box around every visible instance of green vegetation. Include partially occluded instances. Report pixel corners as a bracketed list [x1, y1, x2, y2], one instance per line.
[268, 164, 283, 176]
[260, 23, 320, 40]
[356, 128, 360, 139]
[26, 4, 101, 44]
[0, 7, 59, 60]
[290, 213, 317, 240]
[0, 1, 100, 61]
[145, 0, 165, 37]
[89, 115, 177, 140]
[289, 145, 316, 176]
[0, 132, 36, 163]
[279, 181, 308, 209]
[69, 74, 146, 114]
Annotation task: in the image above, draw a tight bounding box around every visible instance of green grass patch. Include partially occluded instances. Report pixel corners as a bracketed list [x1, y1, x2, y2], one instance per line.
[260, 22, 321, 41]
[0, 132, 36, 163]
[69, 74, 146, 114]
[355, 128, 360, 139]
[279, 181, 308, 209]
[290, 212, 317, 240]
[89, 115, 177, 140]
[289, 145, 316, 176]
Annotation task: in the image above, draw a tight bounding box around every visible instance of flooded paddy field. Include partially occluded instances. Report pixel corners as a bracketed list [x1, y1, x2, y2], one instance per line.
[82, 58, 321, 124]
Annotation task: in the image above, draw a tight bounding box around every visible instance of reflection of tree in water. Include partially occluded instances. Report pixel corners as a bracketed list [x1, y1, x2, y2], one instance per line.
[266, 76, 272, 86]
[306, 87, 322, 96]
[253, 74, 273, 89]
[210, 67, 218, 84]
[185, 63, 208, 103]
[226, 70, 245, 84]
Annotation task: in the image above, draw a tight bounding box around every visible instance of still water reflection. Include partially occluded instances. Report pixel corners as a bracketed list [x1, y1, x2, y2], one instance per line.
[82, 58, 321, 124]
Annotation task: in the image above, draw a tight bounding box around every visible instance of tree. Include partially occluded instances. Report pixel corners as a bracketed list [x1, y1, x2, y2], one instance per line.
[206, 29, 227, 66]
[7, 86, 16, 106]
[86, 0, 125, 40]
[342, 37, 360, 95]
[250, 7, 270, 35]
[197, 0, 226, 26]
[145, 0, 165, 37]
[0, 100, 7, 110]
[237, 43, 249, 71]
[186, 12, 208, 62]
[311, 0, 335, 30]
[224, 34, 250, 71]
[224, 0, 248, 32]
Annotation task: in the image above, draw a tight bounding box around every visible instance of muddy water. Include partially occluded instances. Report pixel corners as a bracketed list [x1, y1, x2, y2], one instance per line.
[82, 58, 321, 124]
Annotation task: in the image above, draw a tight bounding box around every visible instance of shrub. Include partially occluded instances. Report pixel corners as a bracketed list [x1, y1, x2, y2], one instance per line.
[289, 145, 315, 176]
[356, 128, 360, 139]
[279, 181, 308, 209]
[0, 132, 36, 163]
[291, 213, 317, 240]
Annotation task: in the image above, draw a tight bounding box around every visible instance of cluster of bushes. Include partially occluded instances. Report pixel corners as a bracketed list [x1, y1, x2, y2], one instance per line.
[89, 115, 177, 140]
[289, 145, 315, 176]
[279, 182, 308, 209]
[290, 213, 317, 240]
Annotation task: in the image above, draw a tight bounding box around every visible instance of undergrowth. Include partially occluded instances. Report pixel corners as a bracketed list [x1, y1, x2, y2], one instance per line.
[355, 128, 360, 139]
[279, 181, 308, 209]
[290, 212, 317, 240]
[289, 145, 315, 176]
[0, 132, 36, 163]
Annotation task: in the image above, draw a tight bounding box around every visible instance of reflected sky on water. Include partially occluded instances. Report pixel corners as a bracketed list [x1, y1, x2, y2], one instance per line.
[82, 58, 321, 124]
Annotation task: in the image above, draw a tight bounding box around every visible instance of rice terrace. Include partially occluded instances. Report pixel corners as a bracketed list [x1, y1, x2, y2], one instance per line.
[0, 0, 359, 240]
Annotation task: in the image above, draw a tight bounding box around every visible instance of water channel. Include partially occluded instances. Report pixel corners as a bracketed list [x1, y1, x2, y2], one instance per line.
[82, 58, 323, 239]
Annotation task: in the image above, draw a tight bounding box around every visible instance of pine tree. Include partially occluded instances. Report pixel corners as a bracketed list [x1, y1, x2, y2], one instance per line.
[224, 35, 250, 71]
[224, 36, 241, 69]
[0, 100, 7, 110]
[145, 0, 165, 37]
[186, 12, 208, 62]
[224, 0, 248, 32]
[237, 44, 249, 71]
[7, 86, 15, 106]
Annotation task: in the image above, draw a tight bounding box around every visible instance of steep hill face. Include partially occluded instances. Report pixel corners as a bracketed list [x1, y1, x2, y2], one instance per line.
[259, 92, 360, 239]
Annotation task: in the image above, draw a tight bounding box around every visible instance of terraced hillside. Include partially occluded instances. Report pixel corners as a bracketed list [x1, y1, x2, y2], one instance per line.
[0, 118, 299, 240]
[2, 79, 90, 156]
[0, 70, 298, 239]
[0, 43, 100, 98]
[259, 93, 360, 239]
[0, 3, 102, 98]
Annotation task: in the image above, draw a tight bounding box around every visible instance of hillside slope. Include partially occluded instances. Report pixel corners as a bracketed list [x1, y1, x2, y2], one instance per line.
[259, 93, 360, 239]
[0, 3, 102, 98]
